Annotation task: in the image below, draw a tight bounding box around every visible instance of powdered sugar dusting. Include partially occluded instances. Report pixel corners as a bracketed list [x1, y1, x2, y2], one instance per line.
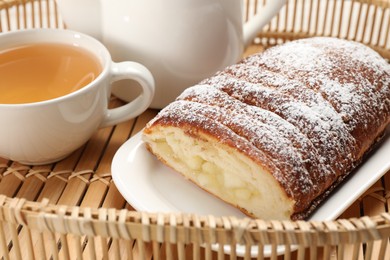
[242, 37, 389, 151]
[179, 85, 335, 201]
[146, 37, 390, 215]
[202, 71, 357, 174]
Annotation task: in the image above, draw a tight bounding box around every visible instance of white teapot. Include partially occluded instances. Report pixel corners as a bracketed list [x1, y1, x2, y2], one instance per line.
[56, 0, 285, 108]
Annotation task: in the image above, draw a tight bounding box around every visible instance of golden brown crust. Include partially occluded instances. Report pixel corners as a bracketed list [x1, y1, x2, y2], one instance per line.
[144, 37, 390, 219]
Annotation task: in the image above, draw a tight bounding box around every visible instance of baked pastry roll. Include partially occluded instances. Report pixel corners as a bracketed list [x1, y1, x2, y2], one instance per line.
[142, 37, 390, 220]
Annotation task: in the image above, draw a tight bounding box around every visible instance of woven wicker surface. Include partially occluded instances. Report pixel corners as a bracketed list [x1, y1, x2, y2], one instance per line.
[0, 0, 389, 259]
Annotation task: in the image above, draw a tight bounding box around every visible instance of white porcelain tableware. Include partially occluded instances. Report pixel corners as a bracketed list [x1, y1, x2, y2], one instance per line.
[112, 129, 390, 256]
[0, 29, 155, 165]
[55, 0, 286, 108]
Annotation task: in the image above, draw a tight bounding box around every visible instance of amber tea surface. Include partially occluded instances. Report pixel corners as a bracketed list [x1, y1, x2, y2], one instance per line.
[0, 42, 102, 104]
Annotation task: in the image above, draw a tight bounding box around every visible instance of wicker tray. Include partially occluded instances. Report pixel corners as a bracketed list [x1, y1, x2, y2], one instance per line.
[0, 0, 389, 259]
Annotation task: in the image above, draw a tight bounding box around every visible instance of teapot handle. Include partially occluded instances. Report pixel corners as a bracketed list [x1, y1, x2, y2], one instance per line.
[243, 0, 286, 47]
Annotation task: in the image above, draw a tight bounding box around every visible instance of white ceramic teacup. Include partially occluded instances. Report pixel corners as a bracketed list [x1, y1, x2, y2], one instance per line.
[0, 29, 155, 165]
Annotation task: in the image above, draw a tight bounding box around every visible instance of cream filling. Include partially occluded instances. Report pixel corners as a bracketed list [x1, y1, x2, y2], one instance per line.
[143, 126, 294, 220]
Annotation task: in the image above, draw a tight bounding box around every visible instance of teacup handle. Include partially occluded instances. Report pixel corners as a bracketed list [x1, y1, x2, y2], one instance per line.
[100, 61, 155, 128]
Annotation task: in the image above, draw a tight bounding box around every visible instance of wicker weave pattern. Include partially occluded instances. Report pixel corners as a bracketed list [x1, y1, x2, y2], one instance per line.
[0, 0, 62, 31]
[0, 0, 389, 259]
[249, 0, 390, 59]
[0, 195, 389, 259]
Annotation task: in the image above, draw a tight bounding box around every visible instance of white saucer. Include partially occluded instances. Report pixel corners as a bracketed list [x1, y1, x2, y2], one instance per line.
[112, 129, 390, 256]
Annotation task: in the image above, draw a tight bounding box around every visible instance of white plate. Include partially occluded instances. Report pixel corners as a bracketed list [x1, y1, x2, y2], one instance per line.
[112, 129, 390, 257]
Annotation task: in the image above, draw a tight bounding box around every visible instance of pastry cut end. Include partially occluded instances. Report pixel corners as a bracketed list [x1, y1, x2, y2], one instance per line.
[140, 37, 389, 221]
[143, 125, 295, 220]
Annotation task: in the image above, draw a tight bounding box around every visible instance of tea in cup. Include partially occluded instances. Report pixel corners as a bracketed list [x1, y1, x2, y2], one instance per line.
[0, 29, 155, 165]
[0, 42, 102, 104]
